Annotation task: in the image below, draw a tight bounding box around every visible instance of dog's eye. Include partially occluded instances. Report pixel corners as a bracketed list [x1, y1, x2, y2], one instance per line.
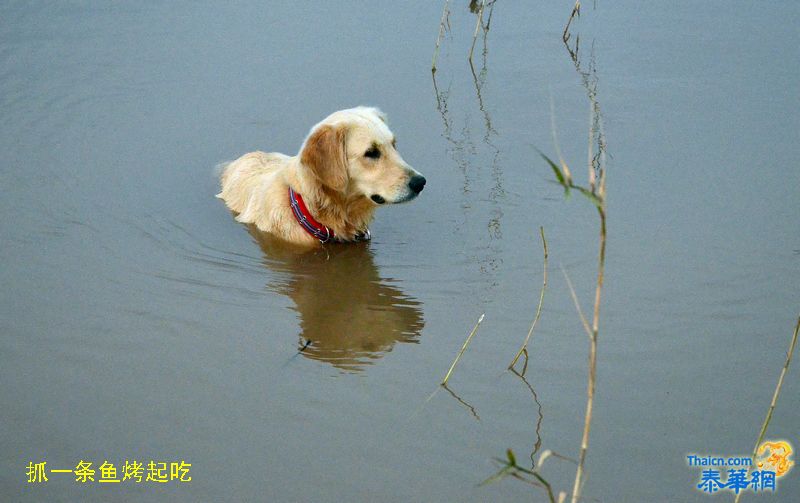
[364, 147, 381, 159]
[391, 138, 397, 148]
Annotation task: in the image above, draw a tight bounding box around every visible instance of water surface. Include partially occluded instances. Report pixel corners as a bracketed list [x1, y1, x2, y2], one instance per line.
[1, 1, 798, 501]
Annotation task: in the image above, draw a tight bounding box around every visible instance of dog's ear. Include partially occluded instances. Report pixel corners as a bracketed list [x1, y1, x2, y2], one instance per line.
[300, 124, 348, 192]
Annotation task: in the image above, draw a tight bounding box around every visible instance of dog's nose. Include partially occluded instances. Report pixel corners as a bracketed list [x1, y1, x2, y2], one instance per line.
[408, 175, 426, 194]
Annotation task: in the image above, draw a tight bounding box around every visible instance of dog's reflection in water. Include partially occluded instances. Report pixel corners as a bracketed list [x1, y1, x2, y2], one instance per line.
[250, 227, 424, 372]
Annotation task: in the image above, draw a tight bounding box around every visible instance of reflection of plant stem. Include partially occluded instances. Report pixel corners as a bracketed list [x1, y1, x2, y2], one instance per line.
[509, 227, 548, 372]
[431, 72, 453, 139]
[432, 0, 451, 73]
[469, 59, 495, 138]
[442, 313, 485, 386]
[466, 35, 504, 244]
[484, 0, 496, 31]
[442, 383, 480, 421]
[510, 368, 544, 466]
[435, 0, 496, 72]
[563, 1, 581, 44]
[734, 315, 800, 503]
[468, 0, 487, 63]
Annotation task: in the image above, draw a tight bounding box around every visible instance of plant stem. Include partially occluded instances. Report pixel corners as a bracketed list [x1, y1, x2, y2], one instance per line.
[432, 0, 450, 73]
[510, 227, 548, 372]
[563, 1, 581, 43]
[468, 0, 486, 63]
[442, 313, 485, 386]
[570, 206, 605, 503]
[734, 315, 800, 503]
[562, 265, 592, 338]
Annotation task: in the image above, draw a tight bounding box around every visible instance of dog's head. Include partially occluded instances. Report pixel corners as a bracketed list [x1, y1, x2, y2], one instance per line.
[299, 107, 425, 205]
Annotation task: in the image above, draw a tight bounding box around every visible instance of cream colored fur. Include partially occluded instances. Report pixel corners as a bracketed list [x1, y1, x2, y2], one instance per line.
[217, 107, 423, 247]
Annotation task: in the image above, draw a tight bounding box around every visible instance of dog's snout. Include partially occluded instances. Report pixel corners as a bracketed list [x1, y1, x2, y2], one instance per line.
[408, 175, 426, 194]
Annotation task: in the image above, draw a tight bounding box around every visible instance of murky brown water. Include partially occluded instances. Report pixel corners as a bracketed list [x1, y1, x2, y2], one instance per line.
[2, 1, 799, 501]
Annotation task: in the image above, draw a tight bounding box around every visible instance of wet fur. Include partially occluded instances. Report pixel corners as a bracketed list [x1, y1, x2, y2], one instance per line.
[218, 107, 422, 247]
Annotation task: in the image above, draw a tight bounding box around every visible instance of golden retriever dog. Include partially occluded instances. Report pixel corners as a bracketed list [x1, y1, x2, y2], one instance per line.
[217, 107, 426, 246]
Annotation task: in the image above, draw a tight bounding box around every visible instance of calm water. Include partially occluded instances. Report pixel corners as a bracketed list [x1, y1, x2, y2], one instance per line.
[2, 1, 799, 501]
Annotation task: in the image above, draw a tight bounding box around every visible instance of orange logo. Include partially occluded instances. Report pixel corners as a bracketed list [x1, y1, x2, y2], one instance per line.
[756, 441, 794, 478]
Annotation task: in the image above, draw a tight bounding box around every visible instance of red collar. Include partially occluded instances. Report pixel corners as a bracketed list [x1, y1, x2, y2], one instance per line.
[287, 188, 372, 244]
[288, 187, 335, 243]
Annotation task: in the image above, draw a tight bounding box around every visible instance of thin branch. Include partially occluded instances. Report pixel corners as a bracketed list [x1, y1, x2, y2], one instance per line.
[571, 207, 605, 503]
[734, 315, 800, 503]
[468, 0, 487, 63]
[510, 227, 549, 371]
[563, 1, 581, 43]
[587, 98, 596, 192]
[561, 265, 592, 338]
[432, 0, 451, 73]
[442, 313, 485, 386]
